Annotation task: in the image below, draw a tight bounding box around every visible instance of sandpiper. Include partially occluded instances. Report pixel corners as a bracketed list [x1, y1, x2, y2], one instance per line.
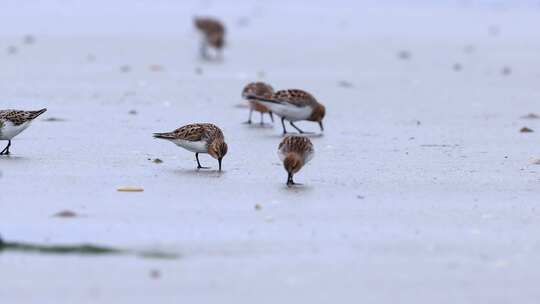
[194, 17, 225, 60]
[0, 108, 47, 155]
[247, 89, 325, 135]
[278, 136, 314, 186]
[241, 82, 275, 125]
[153, 123, 228, 171]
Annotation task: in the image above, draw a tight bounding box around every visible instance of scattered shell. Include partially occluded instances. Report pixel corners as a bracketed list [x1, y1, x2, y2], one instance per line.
[520, 127, 534, 133]
[53, 210, 78, 218]
[117, 187, 144, 192]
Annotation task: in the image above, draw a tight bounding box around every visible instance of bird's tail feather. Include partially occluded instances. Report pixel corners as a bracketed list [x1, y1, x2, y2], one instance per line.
[29, 108, 47, 120]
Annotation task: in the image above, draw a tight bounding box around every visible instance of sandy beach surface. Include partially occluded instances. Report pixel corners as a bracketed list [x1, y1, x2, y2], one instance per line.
[1, 1, 540, 303]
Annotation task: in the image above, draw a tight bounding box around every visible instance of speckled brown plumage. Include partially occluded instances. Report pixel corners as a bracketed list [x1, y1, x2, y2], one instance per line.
[279, 136, 314, 158]
[153, 123, 228, 171]
[272, 89, 319, 107]
[245, 89, 326, 134]
[242, 82, 275, 124]
[0, 108, 47, 155]
[278, 136, 315, 186]
[0, 108, 47, 126]
[153, 123, 223, 142]
[194, 17, 226, 49]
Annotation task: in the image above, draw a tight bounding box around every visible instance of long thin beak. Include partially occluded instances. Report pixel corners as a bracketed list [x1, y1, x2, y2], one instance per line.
[218, 158, 223, 171]
[319, 121, 324, 131]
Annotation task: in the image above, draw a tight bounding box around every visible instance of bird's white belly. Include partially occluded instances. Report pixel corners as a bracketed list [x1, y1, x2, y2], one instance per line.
[172, 139, 208, 153]
[0, 121, 31, 140]
[261, 103, 312, 121]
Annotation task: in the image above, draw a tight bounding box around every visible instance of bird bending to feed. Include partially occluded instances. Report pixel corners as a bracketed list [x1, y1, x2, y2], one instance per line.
[153, 123, 228, 171]
[0, 108, 47, 155]
[241, 82, 275, 125]
[278, 136, 314, 186]
[194, 17, 225, 60]
[246, 89, 325, 135]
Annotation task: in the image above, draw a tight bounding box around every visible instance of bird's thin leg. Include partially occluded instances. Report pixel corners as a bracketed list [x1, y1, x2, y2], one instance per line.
[0, 142, 7, 155]
[200, 42, 210, 60]
[0, 140, 11, 155]
[244, 109, 253, 124]
[195, 153, 210, 169]
[289, 121, 312, 134]
[260, 112, 264, 125]
[287, 173, 294, 186]
[281, 117, 288, 135]
[269, 112, 274, 123]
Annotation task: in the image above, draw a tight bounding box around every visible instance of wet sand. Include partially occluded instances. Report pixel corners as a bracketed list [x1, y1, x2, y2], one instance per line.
[1, 1, 540, 303]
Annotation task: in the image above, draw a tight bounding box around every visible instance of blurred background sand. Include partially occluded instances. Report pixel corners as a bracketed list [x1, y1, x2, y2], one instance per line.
[1, 1, 540, 303]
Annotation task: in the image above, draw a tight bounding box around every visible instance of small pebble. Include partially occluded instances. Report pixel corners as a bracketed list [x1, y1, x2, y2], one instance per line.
[149, 269, 161, 279]
[7, 46, 17, 54]
[152, 158, 163, 164]
[397, 50, 411, 60]
[521, 113, 540, 119]
[120, 65, 131, 73]
[23, 35, 35, 45]
[53, 210, 78, 218]
[254, 204, 262, 211]
[520, 127, 534, 133]
[128, 109, 138, 115]
[149, 64, 164, 72]
[337, 80, 354, 88]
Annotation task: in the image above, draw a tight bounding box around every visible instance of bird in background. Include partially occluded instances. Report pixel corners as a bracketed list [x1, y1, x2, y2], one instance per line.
[241, 81, 275, 125]
[0, 108, 47, 155]
[194, 17, 226, 61]
[278, 135, 315, 186]
[153, 123, 228, 171]
[246, 89, 325, 135]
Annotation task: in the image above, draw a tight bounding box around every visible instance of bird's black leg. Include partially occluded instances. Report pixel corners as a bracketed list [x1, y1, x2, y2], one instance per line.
[281, 117, 288, 135]
[286, 173, 294, 186]
[269, 112, 274, 123]
[289, 121, 312, 134]
[0, 140, 11, 155]
[195, 153, 210, 169]
[244, 109, 253, 124]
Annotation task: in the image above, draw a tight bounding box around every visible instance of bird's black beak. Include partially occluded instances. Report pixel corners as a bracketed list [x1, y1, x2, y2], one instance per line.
[319, 121, 324, 131]
[218, 158, 223, 171]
